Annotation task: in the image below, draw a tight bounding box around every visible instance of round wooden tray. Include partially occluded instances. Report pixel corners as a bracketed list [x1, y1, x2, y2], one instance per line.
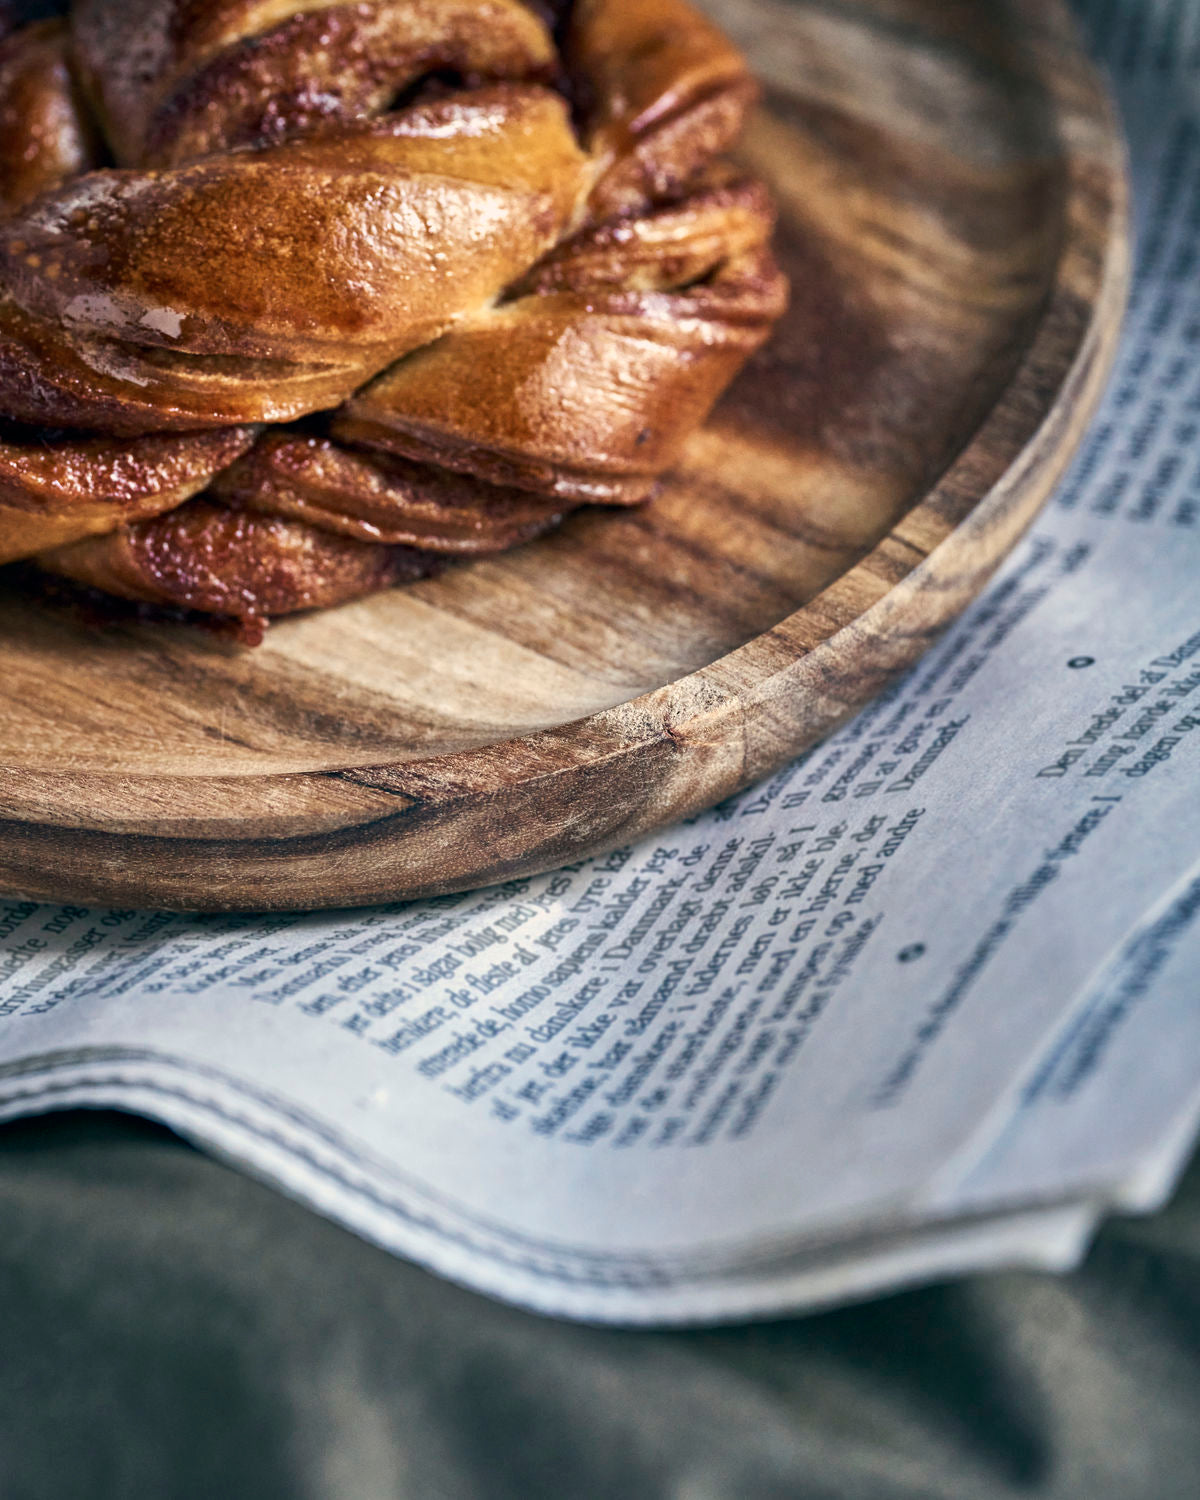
[0, 0, 1128, 912]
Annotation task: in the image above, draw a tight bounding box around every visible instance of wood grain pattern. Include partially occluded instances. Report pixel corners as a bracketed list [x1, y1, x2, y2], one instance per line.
[0, 0, 1129, 911]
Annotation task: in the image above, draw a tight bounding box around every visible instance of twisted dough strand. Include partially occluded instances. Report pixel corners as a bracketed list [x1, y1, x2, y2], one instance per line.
[0, 0, 786, 631]
[335, 175, 786, 505]
[0, 84, 589, 429]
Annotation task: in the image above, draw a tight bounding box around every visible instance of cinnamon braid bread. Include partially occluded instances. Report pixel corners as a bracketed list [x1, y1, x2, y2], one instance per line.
[0, 0, 786, 638]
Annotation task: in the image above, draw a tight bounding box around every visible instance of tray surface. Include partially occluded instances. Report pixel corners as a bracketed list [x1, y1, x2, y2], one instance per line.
[0, 0, 1128, 910]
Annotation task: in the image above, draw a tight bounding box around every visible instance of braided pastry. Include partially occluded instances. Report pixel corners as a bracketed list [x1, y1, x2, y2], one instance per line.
[0, 0, 786, 638]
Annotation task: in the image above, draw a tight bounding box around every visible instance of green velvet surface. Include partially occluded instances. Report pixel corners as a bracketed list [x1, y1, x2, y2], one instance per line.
[0, 1112, 1196, 1499]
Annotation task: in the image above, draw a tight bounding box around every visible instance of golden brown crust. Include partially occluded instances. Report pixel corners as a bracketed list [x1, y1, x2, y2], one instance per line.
[38, 498, 436, 623]
[568, 0, 758, 219]
[79, 0, 560, 168]
[333, 180, 788, 504]
[0, 20, 99, 215]
[0, 422, 258, 560]
[0, 85, 588, 427]
[212, 431, 571, 552]
[0, 0, 787, 630]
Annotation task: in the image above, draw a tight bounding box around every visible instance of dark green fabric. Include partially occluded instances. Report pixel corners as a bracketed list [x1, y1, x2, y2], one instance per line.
[0, 1113, 1196, 1499]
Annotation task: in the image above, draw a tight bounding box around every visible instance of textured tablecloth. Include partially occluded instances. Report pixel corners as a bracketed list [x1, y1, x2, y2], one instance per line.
[0, 1111, 1196, 1500]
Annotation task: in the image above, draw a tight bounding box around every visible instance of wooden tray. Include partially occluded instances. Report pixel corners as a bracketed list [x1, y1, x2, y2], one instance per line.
[0, 0, 1128, 912]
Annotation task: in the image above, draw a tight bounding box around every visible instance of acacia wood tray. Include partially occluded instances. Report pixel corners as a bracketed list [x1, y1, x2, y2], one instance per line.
[0, 0, 1128, 912]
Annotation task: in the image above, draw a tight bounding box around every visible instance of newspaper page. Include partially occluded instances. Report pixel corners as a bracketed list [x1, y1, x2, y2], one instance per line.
[0, 0, 1197, 1323]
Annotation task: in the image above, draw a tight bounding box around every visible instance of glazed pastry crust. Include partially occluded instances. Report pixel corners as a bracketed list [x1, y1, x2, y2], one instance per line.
[0, 0, 787, 632]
